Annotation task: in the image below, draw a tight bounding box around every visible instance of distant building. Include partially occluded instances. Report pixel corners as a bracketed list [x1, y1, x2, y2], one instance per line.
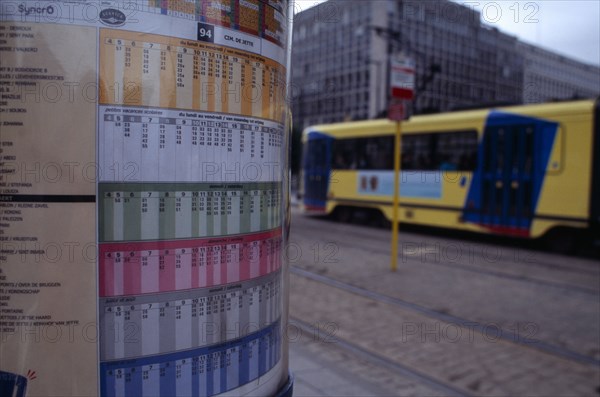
[291, 0, 600, 129]
[519, 42, 600, 104]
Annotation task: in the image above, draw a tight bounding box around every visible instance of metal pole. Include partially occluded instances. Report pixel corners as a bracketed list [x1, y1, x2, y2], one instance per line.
[376, 61, 382, 117]
[391, 118, 402, 271]
[366, 59, 382, 118]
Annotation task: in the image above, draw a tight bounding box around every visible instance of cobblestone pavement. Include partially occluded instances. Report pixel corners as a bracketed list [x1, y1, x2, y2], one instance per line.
[287, 209, 600, 396]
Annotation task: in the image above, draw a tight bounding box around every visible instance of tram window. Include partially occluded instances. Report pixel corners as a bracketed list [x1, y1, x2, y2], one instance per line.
[333, 139, 357, 169]
[524, 126, 534, 174]
[511, 127, 520, 172]
[333, 136, 394, 170]
[332, 131, 477, 171]
[356, 136, 394, 170]
[435, 131, 478, 171]
[496, 129, 506, 172]
[402, 130, 478, 171]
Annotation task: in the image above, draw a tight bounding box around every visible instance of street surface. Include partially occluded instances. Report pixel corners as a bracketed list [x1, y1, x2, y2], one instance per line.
[287, 207, 600, 396]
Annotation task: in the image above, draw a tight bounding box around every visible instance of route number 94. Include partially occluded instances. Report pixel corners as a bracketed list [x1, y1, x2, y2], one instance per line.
[197, 23, 215, 43]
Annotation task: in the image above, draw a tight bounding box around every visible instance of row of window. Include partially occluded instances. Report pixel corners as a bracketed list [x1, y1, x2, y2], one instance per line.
[332, 130, 479, 171]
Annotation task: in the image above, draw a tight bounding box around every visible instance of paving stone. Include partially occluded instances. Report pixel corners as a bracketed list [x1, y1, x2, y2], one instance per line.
[287, 212, 600, 396]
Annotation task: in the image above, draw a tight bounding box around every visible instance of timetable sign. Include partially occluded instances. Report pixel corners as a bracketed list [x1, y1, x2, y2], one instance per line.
[390, 55, 415, 100]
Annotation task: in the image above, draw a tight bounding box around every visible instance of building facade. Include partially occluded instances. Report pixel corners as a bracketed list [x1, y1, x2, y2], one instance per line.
[519, 42, 600, 104]
[291, 0, 600, 129]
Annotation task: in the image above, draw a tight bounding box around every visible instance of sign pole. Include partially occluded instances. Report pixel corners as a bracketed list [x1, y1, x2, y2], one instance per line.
[391, 118, 402, 272]
[388, 53, 414, 272]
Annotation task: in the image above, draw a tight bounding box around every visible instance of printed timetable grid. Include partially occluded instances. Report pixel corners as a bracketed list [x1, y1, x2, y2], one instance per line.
[145, 0, 288, 18]
[99, 183, 281, 242]
[100, 321, 281, 397]
[99, 230, 282, 297]
[100, 274, 281, 361]
[99, 106, 284, 183]
[93, 11, 289, 397]
[143, 0, 288, 48]
[99, 29, 287, 123]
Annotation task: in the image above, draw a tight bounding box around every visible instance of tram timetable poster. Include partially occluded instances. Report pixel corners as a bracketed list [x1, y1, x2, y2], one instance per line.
[0, 1, 290, 396]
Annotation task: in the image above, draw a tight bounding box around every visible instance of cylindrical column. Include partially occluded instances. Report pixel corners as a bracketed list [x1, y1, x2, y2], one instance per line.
[0, 1, 293, 395]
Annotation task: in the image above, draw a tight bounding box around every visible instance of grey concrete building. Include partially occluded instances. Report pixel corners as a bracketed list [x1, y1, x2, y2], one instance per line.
[291, 0, 599, 129]
[519, 42, 600, 104]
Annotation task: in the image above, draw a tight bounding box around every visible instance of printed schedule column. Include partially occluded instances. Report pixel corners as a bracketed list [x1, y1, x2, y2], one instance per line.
[97, 14, 287, 395]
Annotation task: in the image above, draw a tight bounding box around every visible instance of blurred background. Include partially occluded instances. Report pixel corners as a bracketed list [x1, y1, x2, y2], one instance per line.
[285, 1, 600, 396]
[291, 0, 599, 127]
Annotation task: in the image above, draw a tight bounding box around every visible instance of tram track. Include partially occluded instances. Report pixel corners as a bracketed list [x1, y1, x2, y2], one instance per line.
[324, 235, 600, 296]
[293, 211, 599, 273]
[289, 316, 471, 397]
[291, 265, 600, 368]
[291, 215, 600, 296]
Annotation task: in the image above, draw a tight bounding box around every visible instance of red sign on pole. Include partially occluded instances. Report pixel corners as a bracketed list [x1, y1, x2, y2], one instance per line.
[390, 55, 415, 100]
[388, 101, 404, 121]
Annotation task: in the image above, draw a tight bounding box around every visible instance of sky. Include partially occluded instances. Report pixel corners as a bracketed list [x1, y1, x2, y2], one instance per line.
[293, 0, 600, 66]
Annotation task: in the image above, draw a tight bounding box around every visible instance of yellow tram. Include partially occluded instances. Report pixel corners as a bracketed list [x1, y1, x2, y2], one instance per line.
[300, 99, 600, 246]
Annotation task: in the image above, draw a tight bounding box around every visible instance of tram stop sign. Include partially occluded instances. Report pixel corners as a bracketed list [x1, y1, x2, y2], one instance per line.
[388, 101, 404, 121]
[390, 55, 415, 100]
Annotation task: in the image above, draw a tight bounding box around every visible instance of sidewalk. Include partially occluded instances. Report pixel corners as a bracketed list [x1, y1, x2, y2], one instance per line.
[286, 212, 600, 396]
[290, 340, 386, 397]
[288, 323, 444, 397]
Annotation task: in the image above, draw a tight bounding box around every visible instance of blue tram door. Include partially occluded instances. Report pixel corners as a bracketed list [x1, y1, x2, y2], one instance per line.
[302, 133, 333, 211]
[464, 112, 558, 236]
